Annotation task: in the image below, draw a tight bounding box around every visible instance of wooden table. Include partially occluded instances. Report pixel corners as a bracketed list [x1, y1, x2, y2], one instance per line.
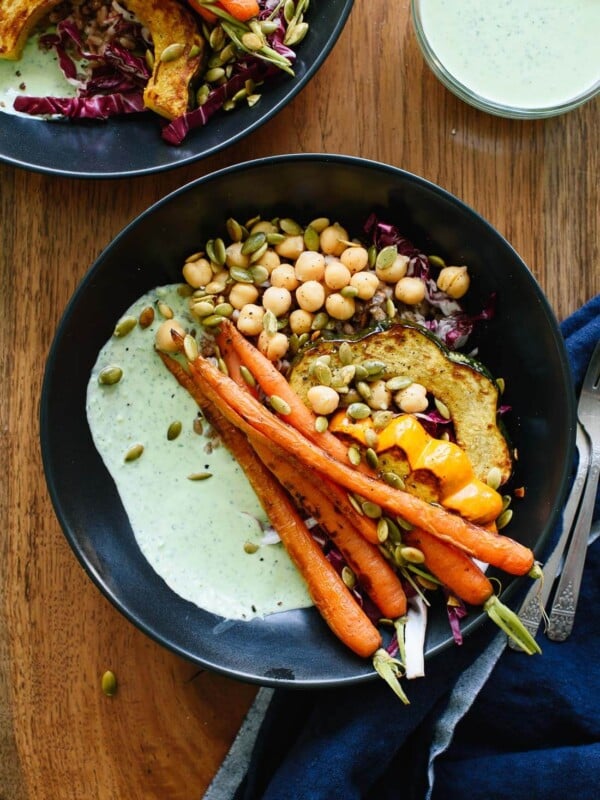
[1, 3, 598, 798]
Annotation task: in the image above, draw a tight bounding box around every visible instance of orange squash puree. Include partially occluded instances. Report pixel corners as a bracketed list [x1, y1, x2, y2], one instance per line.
[329, 412, 502, 524]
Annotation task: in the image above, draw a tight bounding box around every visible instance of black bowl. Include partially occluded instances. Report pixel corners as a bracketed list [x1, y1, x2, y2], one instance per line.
[0, 2, 354, 178]
[40, 154, 576, 687]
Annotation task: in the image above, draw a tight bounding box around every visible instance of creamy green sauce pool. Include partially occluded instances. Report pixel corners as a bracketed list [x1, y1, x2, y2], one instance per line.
[86, 285, 312, 620]
[0, 34, 75, 117]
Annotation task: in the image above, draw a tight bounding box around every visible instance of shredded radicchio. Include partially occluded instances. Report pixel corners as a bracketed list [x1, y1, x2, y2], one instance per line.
[364, 212, 495, 350]
[446, 597, 469, 645]
[14, 8, 149, 121]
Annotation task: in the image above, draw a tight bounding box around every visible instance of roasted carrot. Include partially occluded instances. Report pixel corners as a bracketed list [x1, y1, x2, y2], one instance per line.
[187, 0, 217, 23]
[218, 320, 362, 466]
[188, 0, 259, 24]
[403, 528, 493, 606]
[215, 327, 259, 397]
[188, 354, 535, 577]
[402, 527, 541, 654]
[252, 438, 407, 619]
[158, 352, 382, 660]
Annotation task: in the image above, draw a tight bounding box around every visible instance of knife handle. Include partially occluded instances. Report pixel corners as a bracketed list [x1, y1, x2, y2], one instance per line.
[546, 461, 599, 641]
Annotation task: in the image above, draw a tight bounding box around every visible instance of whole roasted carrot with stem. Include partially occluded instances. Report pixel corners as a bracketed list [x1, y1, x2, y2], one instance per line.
[160, 351, 410, 700]
[188, 353, 537, 577]
[252, 438, 407, 620]
[402, 528, 540, 654]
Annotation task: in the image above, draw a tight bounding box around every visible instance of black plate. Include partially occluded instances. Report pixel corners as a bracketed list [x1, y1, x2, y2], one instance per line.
[0, 1, 353, 178]
[40, 154, 576, 687]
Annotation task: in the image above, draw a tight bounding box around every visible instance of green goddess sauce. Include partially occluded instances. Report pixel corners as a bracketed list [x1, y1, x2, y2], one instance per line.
[86, 285, 312, 621]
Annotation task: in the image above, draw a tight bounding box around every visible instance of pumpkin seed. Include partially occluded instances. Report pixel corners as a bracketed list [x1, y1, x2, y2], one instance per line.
[205, 67, 226, 83]
[217, 358, 228, 374]
[191, 300, 216, 318]
[434, 398, 451, 419]
[226, 217, 243, 242]
[356, 381, 372, 401]
[164, 421, 182, 442]
[139, 306, 155, 328]
[362, 359, 387, 376]
[239, 365, 256, 388]
[314, 363, 332, 385]
[315, 416, 329, 433]
[183, 334, 199, 362]
[213, 237, 227, 266]
[347, 492, 364, 514]
[372, 410, 395, 430]
[428, 254, 446, 268]
[376, 518, 389, 543]
[341, 566, 356, 589]
[338, 341, 353, 365]
[145, 49, 154, 71]
[98, 366, 123, 386]
[157, 301, 173, 319]
[285, 21, 309, 46]
[101, 670, 117, 697]
[365, 448, 379, 470]
[396, 516, 413, 531]
[486, 466, 502, 490]
[367, 244, 377, 268]
[113, 316, 137, 337]
[362, 501, 382, 519]
[347, 402, 371, 420]
[250, 265, 270, 284]
[297, 332, 310, 347]
[266, 232, 286, 245]
[279, 217, 303, 235]
[364, 428, 379, 449]
[496, 509, 513, 530]
[308, 217, 330, 233]
[244, 541, 259, 554]
[124, 443, 144, 462]
[400, 546, 425, 564]
[230, 266, 254, 283]
[375, 245, 398, 271]
[386, 298, 397, 318]
[160, 43, 185, 62]
[270, 395, 292, 415]
[347, 445, 362, 466]
[241, 31, 263, 51]
[209, 25, 226, 50]
[340, 285, 359, 299]
[249, 242, 269, 264]
[188, 472, 213, 481]
[384, 516, 402, 544]
[189, 44, 202, 58]
[332, 364, 356, 386]
[382, 471, 405, 490]
[303, 226, 320, 251]
[263, 309, 278, 335]
[283, 0, 296, 24]
[202, 314, 226, 327]
[353, 364, 369, 381]
[213, 302, 233, 318]
[260, 19, 279, 35]
[496, 377, 505, 395]
[386, 375, 412, 392]
[241, 231, 267, 255]
[311, 311, 329, 331]
[502, 494, 512, 511]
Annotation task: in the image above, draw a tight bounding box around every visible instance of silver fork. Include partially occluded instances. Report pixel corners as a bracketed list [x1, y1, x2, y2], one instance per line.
[507, 420, 590, 649]
[547, 339, 600, 641]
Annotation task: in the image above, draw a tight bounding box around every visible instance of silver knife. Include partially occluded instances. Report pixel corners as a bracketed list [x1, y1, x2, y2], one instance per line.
[507, 421, 590, 649]
[547, 339, 600, 641]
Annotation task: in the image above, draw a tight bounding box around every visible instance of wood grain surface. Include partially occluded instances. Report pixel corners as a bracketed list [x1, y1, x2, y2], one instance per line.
[1, 2, 598, 798]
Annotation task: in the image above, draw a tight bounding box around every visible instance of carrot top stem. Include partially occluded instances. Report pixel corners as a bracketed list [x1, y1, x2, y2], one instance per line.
[484, 595, 541, 655]
[372, 649, 410, 705]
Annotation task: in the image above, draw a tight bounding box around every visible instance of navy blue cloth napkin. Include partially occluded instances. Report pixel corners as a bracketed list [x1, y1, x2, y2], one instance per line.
[234, 296, 600, 800]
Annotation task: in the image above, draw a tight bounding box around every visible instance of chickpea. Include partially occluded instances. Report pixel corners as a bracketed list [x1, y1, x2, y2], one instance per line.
[275, 235, 305, 261]
[437, 266, 470, 299]
[262, 286, 292, 317]
[367, 379, 392, 411]
[296, 280, 326, 312]
[225, 241, 250, 269]
[257, 330, 289, 361]
[350, 271, 379, 300]
[376, 254, 409, 283]
[182, 257, 212, 288]
[237, 303, 265, 336]
[325, 293, 356, 321]
[295, 250, 326, 282]
[229, 282, 259, 310]
[320, 223, 349, 256]
[205, 270, 229, 295]
[289, 308, 314, 334]
[155, 319, 186, 353]
[324, 259, 351, 290]
[270, 264, 299, 291]
[340, 245, 369, 274]
[254, 248, 280, 275]
[394, 276, 427, 305]
[307, 385, 340, 416]
[250, 220, 278, 235]
[395, 382, 428, 413]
